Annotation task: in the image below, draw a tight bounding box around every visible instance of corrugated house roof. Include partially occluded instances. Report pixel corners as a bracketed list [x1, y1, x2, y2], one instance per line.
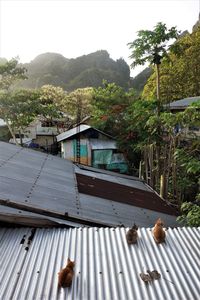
[169, 96, 200, 110]
[56, 124, 91, 142]
[0, 141, 83, 225]
[56, 125, 114, 142]
[75, 166, 177, 216]
[0, 141, 178, 227]
[0, 227, 199, 300]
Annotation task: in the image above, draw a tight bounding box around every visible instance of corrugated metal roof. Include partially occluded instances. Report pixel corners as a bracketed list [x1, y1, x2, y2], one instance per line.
[0, 205, 83, 227]
[78, 193, 177, 227]
[0, 141, 78, 218]
[0, 227, 199, 300]
[56, 125, 91, 142]
[75, 165, 150, 191]
[77, 163, 141, 181]
[76, 172, 177, 216]
[0, 142, 178, 227]
[56, 125, 114, 142]
[169, 96, 200, 109]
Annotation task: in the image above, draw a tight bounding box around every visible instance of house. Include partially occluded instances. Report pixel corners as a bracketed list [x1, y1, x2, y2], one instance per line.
[168, 96, 200, 138]
[57, 124, 129, 173]
[7, 118, 69, 153]
[168, 96, 200, 112]
[0, 115, 71, 153]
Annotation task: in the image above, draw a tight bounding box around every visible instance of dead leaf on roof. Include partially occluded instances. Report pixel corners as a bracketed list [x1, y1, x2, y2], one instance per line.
[140, 273, 152, 283]
[140, 270, 161, 283]
[147, 270, 161, 280]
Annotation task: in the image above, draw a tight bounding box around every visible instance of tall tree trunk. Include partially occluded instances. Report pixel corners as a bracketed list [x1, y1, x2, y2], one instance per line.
[144, 147, 149, 184]
[165, 140, 173, 200]
[19, 129, 23, 146]
[156, 63, 161, 117]
[149, 144, 154, 187]
[155, 63, 161, 192]
[161, 143, 168, 199]
[5, 118, 19, 146]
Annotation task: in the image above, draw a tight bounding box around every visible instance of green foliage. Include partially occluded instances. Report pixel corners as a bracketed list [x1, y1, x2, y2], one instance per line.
[91, 81, 133, 136]
[128, 22, 179, 67]
[143, 28, 200, 101]
[116, 96, 200, 202]
[173, 146, 200, 201]
[125, 99, 158, 148]
[177, 201, 200, 227]
[0, 58, 27, 90]
[64, 87, 93, 121]
[39, 85, 66, 119]
[0, 88, 40, 134]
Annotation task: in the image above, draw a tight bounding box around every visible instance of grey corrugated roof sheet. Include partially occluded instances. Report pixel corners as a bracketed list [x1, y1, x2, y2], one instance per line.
[78, 193, 177, 227]
[75, 165, 151, 191]
[0, 141, 79, 218]
[169, 96, 200, 109]
[0, 141, 178, 227]
[0, 205, 83, 227]
[56, 124, 91, 142]
[56, 125, 114, 142]
[0, 227, 199, 300]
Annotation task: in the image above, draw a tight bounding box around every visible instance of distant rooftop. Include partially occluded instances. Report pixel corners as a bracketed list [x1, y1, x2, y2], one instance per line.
[169, 96, 200, 110]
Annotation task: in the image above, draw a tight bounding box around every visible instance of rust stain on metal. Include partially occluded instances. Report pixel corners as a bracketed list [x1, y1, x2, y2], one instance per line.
[76, 174, 177, 215]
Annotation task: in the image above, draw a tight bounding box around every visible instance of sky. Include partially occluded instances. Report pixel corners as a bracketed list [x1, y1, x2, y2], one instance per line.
[0, 0, 199, 77]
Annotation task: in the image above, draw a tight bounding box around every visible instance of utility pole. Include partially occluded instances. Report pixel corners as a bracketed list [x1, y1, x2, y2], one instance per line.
[76, 95, 81, 164]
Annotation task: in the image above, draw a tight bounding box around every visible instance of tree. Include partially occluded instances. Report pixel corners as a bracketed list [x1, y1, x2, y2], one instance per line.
[0, 58, 27, 90]
[128, 22, 179, 189]
[0, 58, 27, 144]
[143, 27, 200, 102]
[64, 87, 93, 123]
[39, 85, 67, 119]
[0, 89, 40, 145]
[177, 200, 200, 227]
[121, 97, 200, 202]
[128, 22, 178, 113]
[91, 81, 134, 137]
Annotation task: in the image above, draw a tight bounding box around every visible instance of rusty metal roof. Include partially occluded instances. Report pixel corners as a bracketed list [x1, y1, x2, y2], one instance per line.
[75, 172, 177, 216]
[0, 226, 199, 300]
[0, 142, 177, 227]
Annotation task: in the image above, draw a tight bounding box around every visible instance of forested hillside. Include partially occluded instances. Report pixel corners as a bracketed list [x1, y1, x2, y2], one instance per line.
[17, 50, 132, 91]
[142, 26, 200, 102]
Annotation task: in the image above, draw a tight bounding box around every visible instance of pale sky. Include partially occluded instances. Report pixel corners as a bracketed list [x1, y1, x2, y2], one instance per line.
[0, 0, 199, 77]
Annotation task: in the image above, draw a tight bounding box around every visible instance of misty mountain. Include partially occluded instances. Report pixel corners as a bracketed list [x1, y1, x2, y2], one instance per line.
[17, 51, 133, 91]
